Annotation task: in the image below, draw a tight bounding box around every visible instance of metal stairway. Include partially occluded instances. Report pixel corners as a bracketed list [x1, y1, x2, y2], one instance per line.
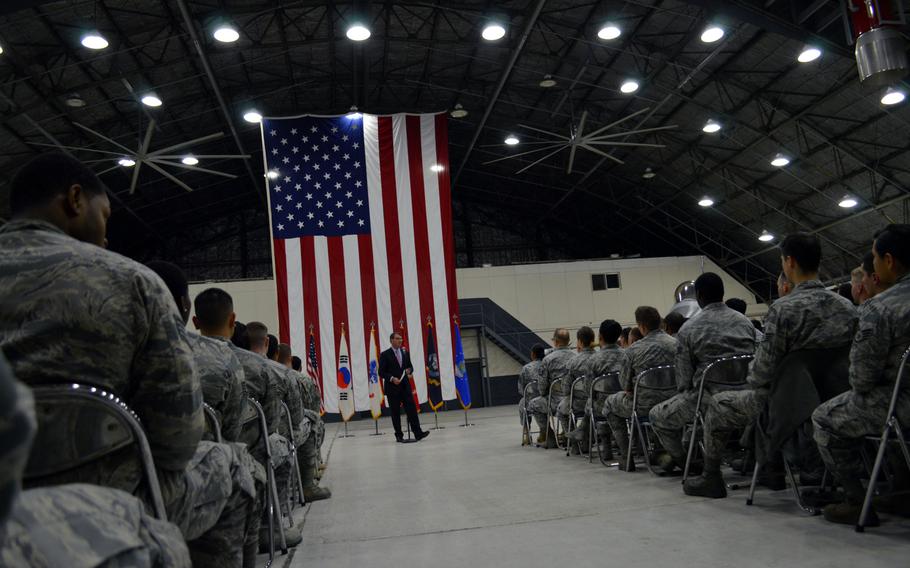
[457, 298, 548, 365]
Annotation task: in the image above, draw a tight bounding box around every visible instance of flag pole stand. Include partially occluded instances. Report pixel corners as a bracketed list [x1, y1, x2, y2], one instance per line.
[430, 410, 446, 430]
[459, 407, 475, 427]
[370, 419, 385, 436]
[339, 420, 355, 438]
[399, 416, 417, 443]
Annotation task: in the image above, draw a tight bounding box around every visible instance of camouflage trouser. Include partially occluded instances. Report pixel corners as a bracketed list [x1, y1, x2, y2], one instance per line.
[518, 396, 527, 427]
[649, 391, 699, 461]
[0, 484, 191, 568]
[703, 390, 763, 460]
[813, 387, 910, 482]
[528, 395, 562, 430]
[557, 396, 587, 434]
[297, 434, 320, 489]
[603, 392, 668, 456]
[157, 440, 257, 568]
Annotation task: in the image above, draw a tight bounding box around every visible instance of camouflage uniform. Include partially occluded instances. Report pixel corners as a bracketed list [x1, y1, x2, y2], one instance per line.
[0, 350, 191, 568]
[649, 303, 757, 462]
[225, 343, 284, 463]
[187, 333, 246, 442]
[0, 220, 256, 567]
[557, 347, 597, 434]
[518, 360, 542, 427]
[813, 273, 910, 491]
[604, 330, 677, 457]
[702, 281, 856, 460]
[586, 344, 631, 448]
[527, 346, 575, 430]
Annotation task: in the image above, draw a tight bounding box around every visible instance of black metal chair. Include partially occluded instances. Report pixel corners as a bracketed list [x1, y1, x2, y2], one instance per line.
[281, 401, 306, 512]
[248, 397, 288, 561]
[626, 365, 676, 474]
[202, 402, 223, 443]
[546, 379, 567, 450]
[682, 355, 753, 483]
[521, 382, 539, 447]
[25, 383, 168, 521]
[565, 375, 588, 457]
[857, 347, 910, 532]
[588, 372, 622, 465]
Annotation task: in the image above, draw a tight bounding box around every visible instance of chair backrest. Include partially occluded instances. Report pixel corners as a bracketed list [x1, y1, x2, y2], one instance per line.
[203, 402, 223, 443]
[700, 354, 753, 392]
[883, 347, 910, 424]
[25, 383, 168, 520]
[775, 347, 850, 402]
[548, 377, 566, 397]
[247, 397, 273, 462]
[633, 365, 676, 401]
[591, 372, 623, 396]
[280, 401, 296, 446]
[571, 376, 587, 396]
[523, 382, 538, 399]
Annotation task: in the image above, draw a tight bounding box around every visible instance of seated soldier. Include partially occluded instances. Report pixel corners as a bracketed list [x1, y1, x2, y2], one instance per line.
[684, 233, 857, 498]
[603, 307, 677, 470]
[649, 273, 757, 474]
[518, 344, 546, 435]
[850, 266, 865, 305]
[627, 327, 643, 346]
[277, 344, 294, 368]
[725, 297, 748, 315]
[527, 329, 575, 448]
[813, 224, 910, 525]
[580, 320, 630, 460]
[267, 334, 280, 362]
[0, 153, 256, 567]
[861, 250, 891, 301]
[557, 327, 597, 454]
[291, 356, 303, 372]
[777, 271, 792, 299]
[147, 261, 245, 443]
[663, 312, 687, 337]
[619, 327, 632, 348]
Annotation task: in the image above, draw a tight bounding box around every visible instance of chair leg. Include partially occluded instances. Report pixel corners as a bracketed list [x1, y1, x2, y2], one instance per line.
[625, 416, 635, 472]
[637, 421, 657, 476]
[783, 459, 818, 515]
[588, 411, 595, 464]
[858, 421, 894, 532]
[268, 465, 288, 553]
[682, 415, 701, 484]
[746, 462, 759, 506]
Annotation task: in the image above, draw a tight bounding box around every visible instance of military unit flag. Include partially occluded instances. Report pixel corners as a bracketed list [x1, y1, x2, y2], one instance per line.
[425, 320, 443, 411]
[367, 325, 383, 420]
[453, 320, 471, 409]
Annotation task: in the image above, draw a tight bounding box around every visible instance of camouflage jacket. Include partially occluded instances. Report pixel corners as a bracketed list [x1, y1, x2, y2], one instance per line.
[675, 302, 757, 392]
[518, 360, 542, 398]
[587, 344, 630, 388]
[265, 359, 304, 439]
[225, 343, 281, 436]
[187, 333, 246, 442]
[624, 330, 678, 390]
[0, 354, 34, 537]
[849, 273, 910, 394]
[538, 346, 575, 397]
[565, 347, 597, 400]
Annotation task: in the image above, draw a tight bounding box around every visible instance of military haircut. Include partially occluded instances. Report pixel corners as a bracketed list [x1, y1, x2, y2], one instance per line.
[576, 325, 595, 346]
[531, 343, 546, 360]
[291, 356, 303, 372]
[695, 272, 725, 304]
[634, 306, 661, 331]
[267, 334, 279, 359]
[664, 312, 687, 334]
[552, 328, 570, 345]
[725, 298, 747, 314]
[874, 224, 910, 268]
[780, 232, 822, 273]
[599, 319, 622, 344]
[278, 343, 292, 361]
[194, 287, 234, 329]
[145, 261, 189, 308]
[629, 327, 643, 342]
[851, 266, 864, 284]
[751, 319, 763, 333]
[862, 250, 875, 275]
[621, 327, 631, 343]
[231, 321, 249, 350]
[9, 152, 107, 216]
[246, 322, 269, 348]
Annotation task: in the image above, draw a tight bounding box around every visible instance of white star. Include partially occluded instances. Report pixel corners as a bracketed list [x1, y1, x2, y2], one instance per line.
[285, 194, 292, 202]
[353, 161, 361, 168]
[304, 174, 312, 181]
[342, 135, 349, 142]
[307, 212, 314, 220]
[313, 164, 320, 171]
[302, 136, 309, 143]
[282, 157, 290, 164]
[293, 165, 300, 172]
[284, 176, 291, 183]
[305, 193, 313, 200]
[335, 201, 343, 208]
[271, 148, 278, 155]
[346, 191, 353, 198]
[325, 192, 332, 199]
[316, 201, 323, 208]
[356, 199, 363, 206]
[332, 145, 340, 152]
[287, 213, 294, 221]
[312, 145, 319, 152]
[333, 163, 341, 170]
[335, 182, 342, 190]
[303, 155, 310, 162]
[276, 204, 283, 212]
[327, 211, 334, 218]
[273, 185, 282, 192]
[315, 182, 322, 189]
[322, 153, 329, 161]
[298, 221, 304, 228]
[344, 172, 352, 179]
[354, 181, 363, 188]
[291, 146, 299, 154]
[270, 129, 277, 136]
[352, 142, 360, 149]
[323, 173, 331, 180]
[277, 223, 284, 230]
[291, 128, 298, 135]
[342, 153, 350, 160]
[310, 126, 318, 133]
[321, 135, 328, 142]
[331, 126, 338, 133]
[346, 210, 354, 218]
[295, 202, 303, 209]
[358, 219, 365, 226]
[318, 221, 324, 228]
[338, 220, 344, 228]
[295, 183, 302, 190]
[280, 138, 288, 145]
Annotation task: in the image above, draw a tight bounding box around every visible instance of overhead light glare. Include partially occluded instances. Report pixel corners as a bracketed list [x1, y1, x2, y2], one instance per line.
[838, 196, 858, 208]
[243, 110, 262, 123]
[758, 230, 775, 242]
[0, 44, 4, 55]
[881, 87, 906, 106]
[702, 119, 722, 134]
[482, 23, 506, 41]
[504, 135, 520, 146]
[770, 153, 790, 167]
[64, 93, 86, 108]
[118, 157, 136, 167]
[620, 80, 639, 94]
[700, 26, 725, 44]
[346, 105, 363, 119]
[213, 26, 240, 43]
[450, 104, 468, 118]
[698, 197, 714, 207]
[430, 164, 444, 173]
[597, 24, 621, 41]
[181, 155, 199, 166]
[539, 74, 557, 88]
[798, 47, 822, 63]
[642, 167, 656, 179]
[267, 170, 279, 180]
[346, 24, 371, 42]
[81, 33, 109, 50]
[140, 94, 162, 107]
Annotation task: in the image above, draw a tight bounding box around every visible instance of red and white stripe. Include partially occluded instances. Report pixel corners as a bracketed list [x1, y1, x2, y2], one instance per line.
[270, 113, 458, 414]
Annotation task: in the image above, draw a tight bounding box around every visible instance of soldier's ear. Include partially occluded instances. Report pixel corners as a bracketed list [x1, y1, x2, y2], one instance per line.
[63, 184, 85, 218]
[192, 315, 201, 330]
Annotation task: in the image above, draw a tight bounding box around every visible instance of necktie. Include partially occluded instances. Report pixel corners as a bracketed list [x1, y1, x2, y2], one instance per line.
[395, 349, 402, 366]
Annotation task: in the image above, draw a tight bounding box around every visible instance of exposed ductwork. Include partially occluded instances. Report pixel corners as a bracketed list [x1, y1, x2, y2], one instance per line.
[848, 0, 909, 87]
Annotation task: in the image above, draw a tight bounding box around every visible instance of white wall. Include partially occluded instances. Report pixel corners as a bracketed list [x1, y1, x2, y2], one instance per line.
[187, 279, 279, 333]
[460, 328, 524, 377]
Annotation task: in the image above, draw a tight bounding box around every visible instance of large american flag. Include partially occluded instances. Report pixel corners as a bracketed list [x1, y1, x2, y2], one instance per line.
[261, 113, 459, 414]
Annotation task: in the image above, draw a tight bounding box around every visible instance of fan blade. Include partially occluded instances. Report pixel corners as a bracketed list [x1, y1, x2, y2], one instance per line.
[144, 161, 194, 192]
[151, 154, 251, 159]
[574, 111, 589, 140]
[151, 159, 238, 178]
[481, 143, 565, 165]
[516, 146, 567, 174]
[579, 144, 625, 165]
[516, 124, 569, 140]
[589, 124, 678, 141]
[128, 161, 142, 195]
[147, 132, 225, 156]
[567, 143, 578, 175]
[584, 107, 652, 139]
[72, 122, 135, 154]
[27, 142, 127, 156]
[584, 141, 666, 148]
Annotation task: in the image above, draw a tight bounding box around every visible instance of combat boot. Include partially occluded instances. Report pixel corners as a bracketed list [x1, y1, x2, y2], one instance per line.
[823, 478, 879, 526]
[683, 459, 727, 499]
[301, 454, 332, 502]
[258, 524, 302, 552]
[536, 430, 547, 445]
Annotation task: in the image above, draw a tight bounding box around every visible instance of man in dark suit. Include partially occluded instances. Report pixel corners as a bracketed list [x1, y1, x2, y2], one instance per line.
[378, 332, 429, 442]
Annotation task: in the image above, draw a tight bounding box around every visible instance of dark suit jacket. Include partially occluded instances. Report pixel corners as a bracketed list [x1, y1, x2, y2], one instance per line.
[378, 347, 413, 391]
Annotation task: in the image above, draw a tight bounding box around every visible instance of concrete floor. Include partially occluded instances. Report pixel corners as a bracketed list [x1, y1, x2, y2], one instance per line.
[275, 406, 909, 568]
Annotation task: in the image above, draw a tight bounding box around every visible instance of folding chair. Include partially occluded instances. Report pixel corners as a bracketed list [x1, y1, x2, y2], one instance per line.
[248, 397, 288, 560]
[565, 376, 588, 457]
[25, 383, 168, 521]
[281, 401, 306, 513]
[857, 347, 910, 532]
[588, 372, 622, 465]
[202, 402, 223, 443]
[682, 354, 753, 483]
[626, 365, 676, 474]
[546, 379, 567, 450]
[521, 382, 539, 447]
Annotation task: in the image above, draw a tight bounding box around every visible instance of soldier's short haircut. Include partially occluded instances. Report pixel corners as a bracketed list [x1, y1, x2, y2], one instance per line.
[874, 224, 910, 268]
[634, 306, 662, 331]
[664, 312, 687, 334]
[629, 327, 643, 342]
[576, 326, 595, 346]
[780, 232, 822, 273]
[267, 334, 278, 359]
[145, 261, 188, 310]
[278, 343, 292, 362]
[751, 319, 764, 333]
[531, 343, 546, 360]
[599, 319, 622, 344]
[621, 327, 631, 343]
[246, 322, 269, 348]
[194, 288, 234, 329]
[695, 272, 725, 304]
[851, 266, 864, 283]
[552, 328, 570, 345]
[292, 356, 303, 372]
[9, 152, 108, 215]
[725, 298, 747, 315]
[231, 322, 249, 350]
[862, 251, 875, 274]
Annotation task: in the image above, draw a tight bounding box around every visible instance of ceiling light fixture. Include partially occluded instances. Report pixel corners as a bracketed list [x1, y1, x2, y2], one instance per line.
[838, 195, 858, 208]
[0, 44, 4, 55]
[243, 110, 262, 123]
[702, 119, 722, 133]
[118, 157, 136, 167]
[642, 167, 656, 179]
[881, 87, 906, 106]
[482, 23, 506, 41]
[213, 26, 240, 43]
[81, 33, 109, 50]
[64, 93, 86, 108]
[597, 24, 621, 41]
[140, 94, 162, 107]
[798, 47, 822, 63]
[758, 230, 775, 242]
[346, 23, 371, 41]
[181, 155, 199, 166]
[347, 105, 363, 119]
[698, 196, 714, 207]
[620, 80, 639, 94]
[267, 170, 279, 180]
[504, 135, 520, 146]
[770, 153, 791, 167]
[539, 74, 557, 88]
[430, 164, 444, 173]
[450, 104, 468, 118]
[700, 26, 725, 43]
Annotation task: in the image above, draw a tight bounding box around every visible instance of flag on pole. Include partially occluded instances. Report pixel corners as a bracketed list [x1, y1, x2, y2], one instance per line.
[367, 324, 383, 420]
[400, 321, 421, 413]
[306, 327, 326, 415]
[337, 326, 355, 421]
[453, 320, 471, 409]
[425, 319, 443, 411]
[262, 112, 459, 415]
